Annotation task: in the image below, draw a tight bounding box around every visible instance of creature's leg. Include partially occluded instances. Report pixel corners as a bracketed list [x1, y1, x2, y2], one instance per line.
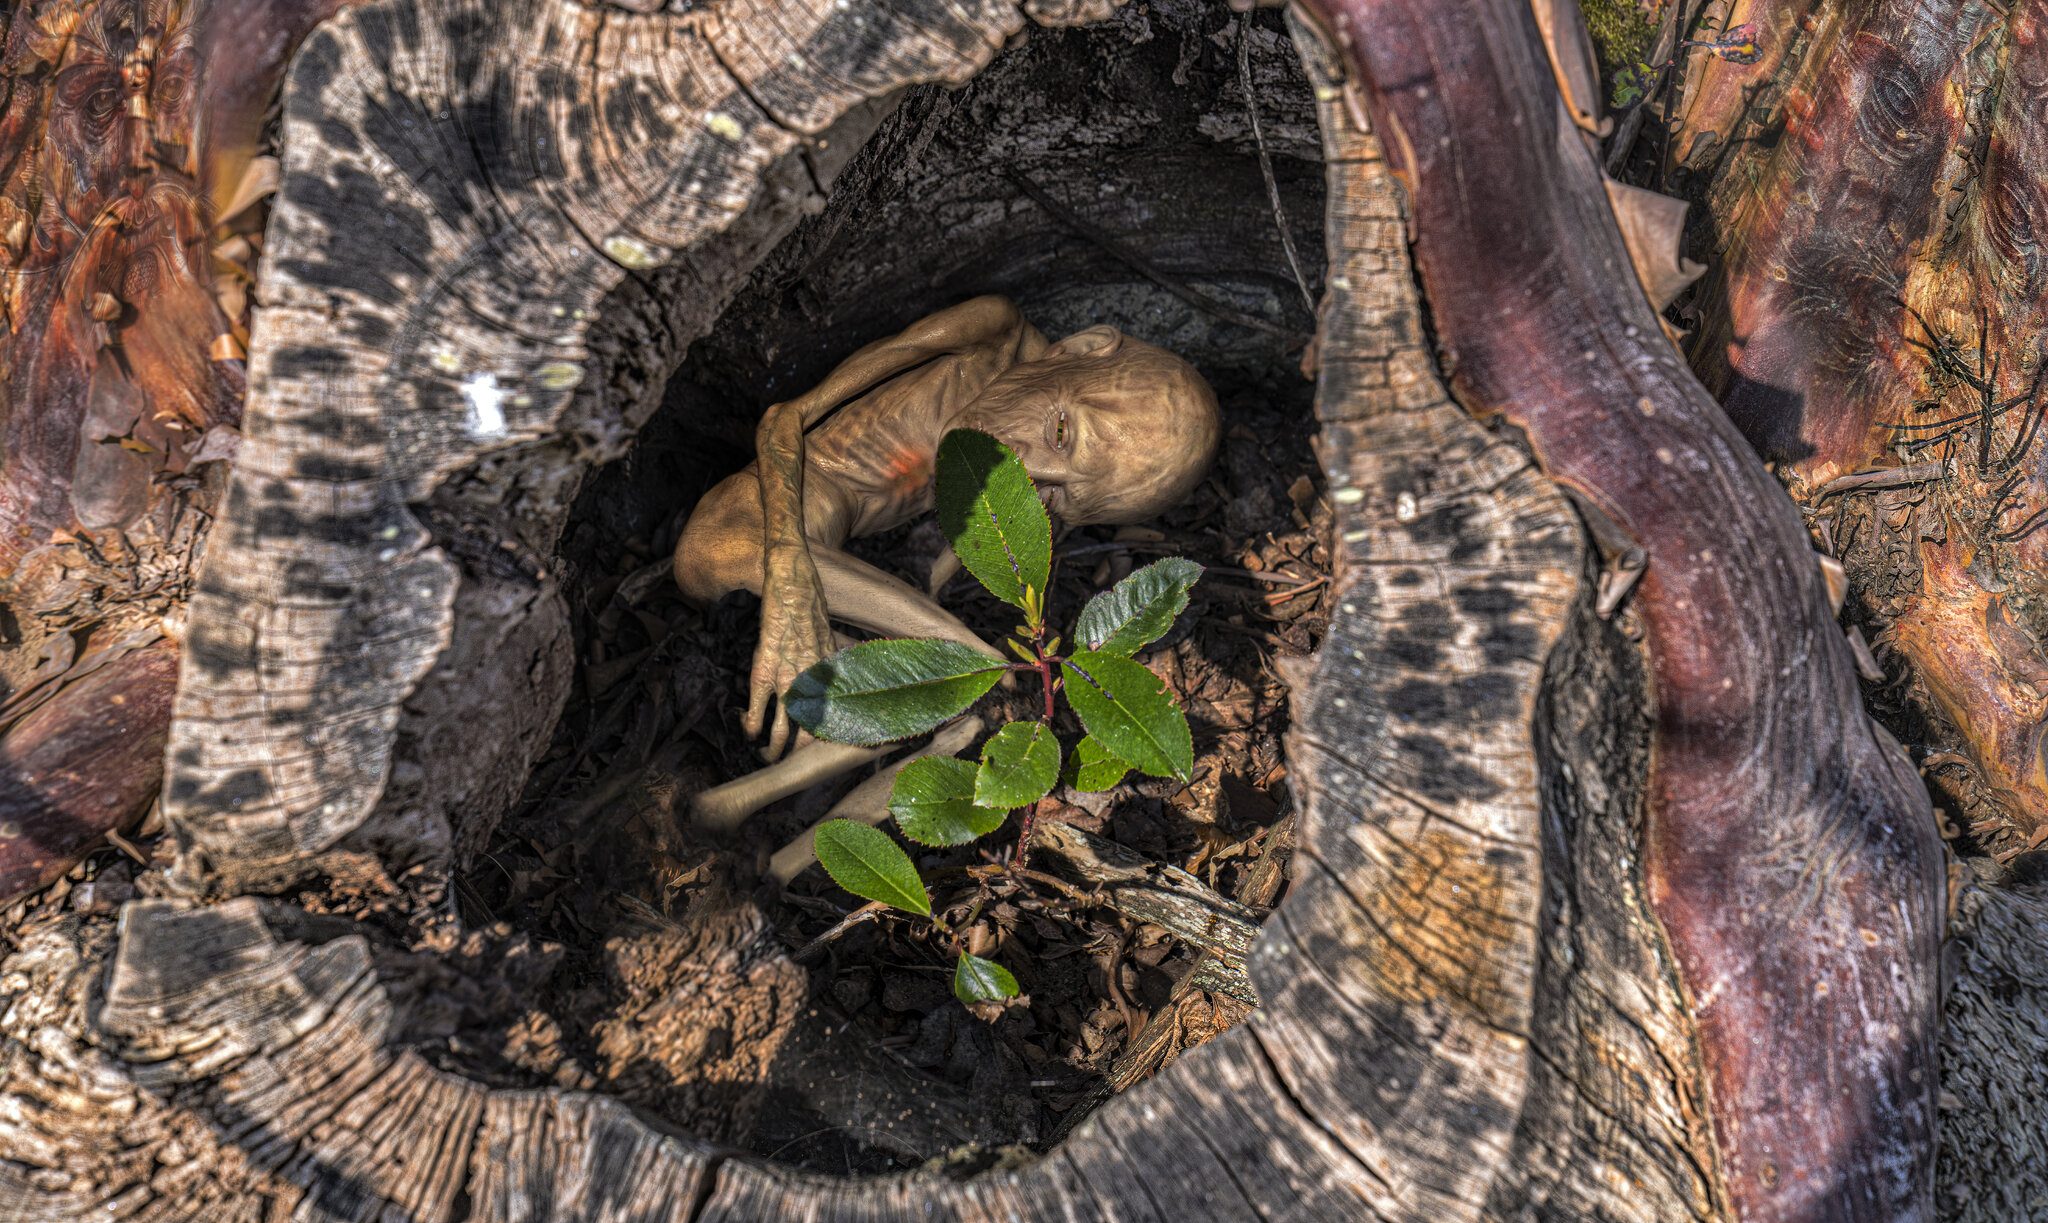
[692, 738, 886, 830]
[812, 548, 1007, 660]
[766, 717, 984, 885]
[691, 551, 1009, 833]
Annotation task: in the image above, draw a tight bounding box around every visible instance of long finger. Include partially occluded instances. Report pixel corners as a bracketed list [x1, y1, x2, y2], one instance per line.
[744, 676, 769, 739]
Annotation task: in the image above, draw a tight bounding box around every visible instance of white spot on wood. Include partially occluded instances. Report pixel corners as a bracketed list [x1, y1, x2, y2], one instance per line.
[704, 111, 745, 143]
[1395, 491, 1419, 521]
[536, 361, 583, 391]
[602, 233, 664, 269]
[429, 347, 462, 374]
[461, 373, 510, 436]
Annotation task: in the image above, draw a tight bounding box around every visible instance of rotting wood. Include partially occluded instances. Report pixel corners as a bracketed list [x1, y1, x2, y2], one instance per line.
[0, 0, 349, 903]
[0, 637, 178, 899]
[1672, 0, 2048, 857]
[39, 1, 1613, 1217]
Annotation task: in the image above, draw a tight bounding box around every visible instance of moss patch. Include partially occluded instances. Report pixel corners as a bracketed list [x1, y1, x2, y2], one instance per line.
[1582, 0, 1659, 105]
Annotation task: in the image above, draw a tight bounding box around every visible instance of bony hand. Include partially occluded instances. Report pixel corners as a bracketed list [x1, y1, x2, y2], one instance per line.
[748, 539, 836, 760]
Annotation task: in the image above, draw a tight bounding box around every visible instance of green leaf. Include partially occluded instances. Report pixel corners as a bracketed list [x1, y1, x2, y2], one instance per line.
[1060, 650, 1194, 781]
[974, 722, 1061, 809]
[1063, 734, 1132, 792]
[812, 819, 931, 917]
[935, 429, 1051, 612]
[891, 756, 1009, 846]
[953, 952, 1020, 1004]
[1073, 557, 1203, 655]
[785, 638, 1006, 746]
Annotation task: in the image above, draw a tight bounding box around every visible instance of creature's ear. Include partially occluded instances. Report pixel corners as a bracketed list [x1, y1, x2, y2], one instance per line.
[1049, 325, 1123, 358]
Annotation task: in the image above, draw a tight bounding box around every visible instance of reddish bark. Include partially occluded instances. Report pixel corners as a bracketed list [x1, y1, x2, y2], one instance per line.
[0, 0, 354, 903]
[1677, 0, 2048, 851]
[1298, 0, 1942, 1215]
[0, 637, 175, 898]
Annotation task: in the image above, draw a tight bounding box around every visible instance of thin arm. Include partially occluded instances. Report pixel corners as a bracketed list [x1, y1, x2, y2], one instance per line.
[745, 296, 1027, 758]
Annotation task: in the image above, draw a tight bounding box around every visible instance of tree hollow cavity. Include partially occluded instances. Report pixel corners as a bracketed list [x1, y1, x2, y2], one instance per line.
[461, 1, 1331, 1175]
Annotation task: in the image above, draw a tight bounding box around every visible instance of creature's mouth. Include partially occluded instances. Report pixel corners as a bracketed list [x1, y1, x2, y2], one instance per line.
[1038, 482, 1067, 519]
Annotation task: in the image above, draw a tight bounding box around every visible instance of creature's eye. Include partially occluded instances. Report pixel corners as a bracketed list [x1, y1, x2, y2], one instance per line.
[1052, 407, 1068, 451]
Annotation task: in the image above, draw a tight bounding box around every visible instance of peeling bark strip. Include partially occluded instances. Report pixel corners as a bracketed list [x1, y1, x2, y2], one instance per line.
[162, 0, 1050, 888]
[1296, 0, 1944, 1216]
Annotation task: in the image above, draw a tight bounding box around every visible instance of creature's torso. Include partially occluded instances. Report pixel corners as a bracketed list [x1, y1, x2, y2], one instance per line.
[800, 328, 1041, 542]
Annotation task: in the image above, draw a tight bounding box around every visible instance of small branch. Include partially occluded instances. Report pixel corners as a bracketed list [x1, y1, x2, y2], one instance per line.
[1812, 461, 1945, 499]
[793, 901, 889, 962]
[1208, 566, 1320, 586]
[1238, 14, 1316, 318]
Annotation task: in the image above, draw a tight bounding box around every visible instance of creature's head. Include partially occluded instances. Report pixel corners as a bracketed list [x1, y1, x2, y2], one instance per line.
[956, 325, 1221, 526]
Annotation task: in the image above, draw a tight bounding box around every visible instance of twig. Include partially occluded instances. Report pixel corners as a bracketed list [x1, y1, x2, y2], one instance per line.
[1263, 576, 1327, 604]
[1813, 461, 1945, 499]
[1055, 540, 1182, 560]
[1238, 14, 1315, 319]
[1208, 565, 1319, 586]
[1033, 820, 1263, 1005]
[1005, 170, 1303, 340]
[792, 901, 889, 962]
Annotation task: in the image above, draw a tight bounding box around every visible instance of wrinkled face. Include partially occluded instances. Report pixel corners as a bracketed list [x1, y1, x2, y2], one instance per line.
[956, 326, 1221, 526]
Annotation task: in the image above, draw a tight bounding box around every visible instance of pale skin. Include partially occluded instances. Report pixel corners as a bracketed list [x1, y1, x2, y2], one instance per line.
[674, 295, 1221, 828]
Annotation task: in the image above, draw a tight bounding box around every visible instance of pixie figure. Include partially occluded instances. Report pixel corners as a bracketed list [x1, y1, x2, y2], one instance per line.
[675, 296, 1220, 823]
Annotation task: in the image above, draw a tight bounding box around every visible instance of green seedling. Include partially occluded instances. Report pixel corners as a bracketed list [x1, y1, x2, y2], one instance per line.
[786, 428, 1202, 1007]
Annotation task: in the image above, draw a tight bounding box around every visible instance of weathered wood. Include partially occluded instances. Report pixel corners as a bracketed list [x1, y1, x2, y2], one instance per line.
[161, 0, 1044, 891]
[1298, 0, 1945, 1214]
[1036, 819, 1264, 1003]
[0, 0, 326, 902]
[1938, 860, 2048, 1220]
[0, 2, 1980, 1221]
[60, 5, 1622, 1217]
